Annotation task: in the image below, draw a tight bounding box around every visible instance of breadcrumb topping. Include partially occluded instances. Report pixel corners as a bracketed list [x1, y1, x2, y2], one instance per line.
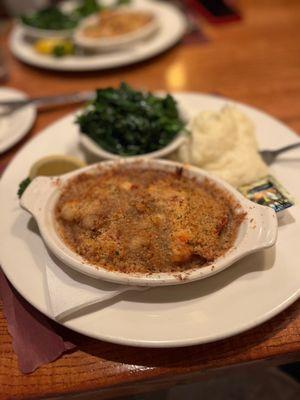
[55, 167, 245, 274]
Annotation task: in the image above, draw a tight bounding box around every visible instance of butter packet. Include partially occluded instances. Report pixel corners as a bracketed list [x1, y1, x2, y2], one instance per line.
[239, 175, 294, 213]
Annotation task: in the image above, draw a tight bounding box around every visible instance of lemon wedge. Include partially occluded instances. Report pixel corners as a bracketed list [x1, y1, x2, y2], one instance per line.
[29, 155, 86, 180]
[34, 38, 74, 56]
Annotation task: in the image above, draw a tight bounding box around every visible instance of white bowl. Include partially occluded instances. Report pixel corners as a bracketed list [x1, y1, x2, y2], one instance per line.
[18, 21, 74, 39]
[80, 132, 187, 160]
[20, 159, 278, 286]
[18, 1, 78, 40]
[73, 8, 159, 51]
[79, 96, 189, 160]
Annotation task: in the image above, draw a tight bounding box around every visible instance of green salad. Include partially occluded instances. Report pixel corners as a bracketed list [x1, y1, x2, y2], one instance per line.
[76, 83, 185, 156]
[21, 0, 131, 31]
[21, 7, 78, 31]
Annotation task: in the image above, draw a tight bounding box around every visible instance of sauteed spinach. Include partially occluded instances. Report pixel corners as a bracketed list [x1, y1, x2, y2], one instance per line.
[76, 83, 184, 156]
[21, 0, 132, 31]
[21, 7, 77, 30]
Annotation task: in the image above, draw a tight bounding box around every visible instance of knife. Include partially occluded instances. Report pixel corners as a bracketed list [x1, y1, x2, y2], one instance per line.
[0, 90, 94, 115]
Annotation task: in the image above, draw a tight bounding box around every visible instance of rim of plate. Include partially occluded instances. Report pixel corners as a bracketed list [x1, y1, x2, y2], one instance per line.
[0, 87, 36, 154]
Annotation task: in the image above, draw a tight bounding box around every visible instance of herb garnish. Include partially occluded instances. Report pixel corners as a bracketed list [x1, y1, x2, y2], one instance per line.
[17, 177, 31, 198]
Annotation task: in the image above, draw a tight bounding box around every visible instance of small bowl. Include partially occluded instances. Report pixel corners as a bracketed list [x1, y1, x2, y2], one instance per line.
[73, 8, 159, 51]
[18, 1, 77, 40]
[79, 99, 189, 160]
[20, 159, 278, 286]
[18, 21, 74, 39]
[79, 132, 187, 160]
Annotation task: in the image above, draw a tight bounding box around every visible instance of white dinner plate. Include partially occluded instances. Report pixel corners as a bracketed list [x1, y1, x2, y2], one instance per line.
[0, 87, 36, 154]
[0, 93, 300, 347]
[9, 0, 186, 72]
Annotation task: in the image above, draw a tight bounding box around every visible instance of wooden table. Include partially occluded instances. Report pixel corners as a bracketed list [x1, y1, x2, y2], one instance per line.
[0, 0, 300, 398]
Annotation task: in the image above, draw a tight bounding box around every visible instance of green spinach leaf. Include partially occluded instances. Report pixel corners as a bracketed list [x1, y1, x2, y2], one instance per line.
[76, 83, 185, 156]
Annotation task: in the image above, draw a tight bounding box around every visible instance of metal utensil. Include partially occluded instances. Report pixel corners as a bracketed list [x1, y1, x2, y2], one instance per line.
[0, 90, 94, 116]
[260, 142, 300, 165]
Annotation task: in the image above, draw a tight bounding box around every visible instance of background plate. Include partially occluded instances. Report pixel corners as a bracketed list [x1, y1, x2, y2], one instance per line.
[0, 87, 36, 154]
[9, 0, 187, 72]
[0, 93, 299, 347]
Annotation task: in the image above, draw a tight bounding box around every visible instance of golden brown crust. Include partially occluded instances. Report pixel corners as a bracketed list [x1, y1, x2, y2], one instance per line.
[83, 11, 154, 39]
[55, 168, 245, 274]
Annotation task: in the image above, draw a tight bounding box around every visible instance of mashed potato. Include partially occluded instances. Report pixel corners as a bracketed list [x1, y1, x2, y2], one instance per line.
[177, 106, 268, 187]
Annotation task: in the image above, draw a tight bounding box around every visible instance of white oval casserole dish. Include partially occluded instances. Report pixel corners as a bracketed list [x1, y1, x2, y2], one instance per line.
[20, 159, 278, 286]
[73, 8, 159, 51]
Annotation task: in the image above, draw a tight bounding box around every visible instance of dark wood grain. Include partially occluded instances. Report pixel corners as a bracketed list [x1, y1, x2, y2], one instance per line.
[0, 300, 299, 400]
[0, 0, 300, 399]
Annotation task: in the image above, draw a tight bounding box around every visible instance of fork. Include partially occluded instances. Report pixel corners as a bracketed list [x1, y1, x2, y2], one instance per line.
[260, 142, 300, 165]
[0, 90, 94, 116]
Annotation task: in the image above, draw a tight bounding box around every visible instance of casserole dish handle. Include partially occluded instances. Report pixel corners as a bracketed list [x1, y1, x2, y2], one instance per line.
[20, 176, 56, 218]
[243, 203, 278, 252]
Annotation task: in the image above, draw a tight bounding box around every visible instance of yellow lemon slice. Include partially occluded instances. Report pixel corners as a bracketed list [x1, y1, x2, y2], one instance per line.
[29, 155, 86, 180]
[34, 38, 74, 56]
